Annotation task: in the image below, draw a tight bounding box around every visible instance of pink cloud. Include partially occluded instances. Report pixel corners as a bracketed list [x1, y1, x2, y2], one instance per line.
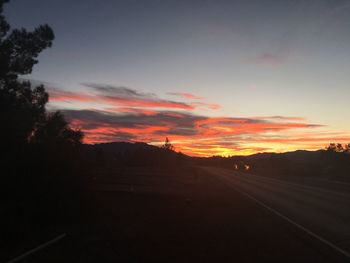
[49, 88, 95, 102]
[63, 109, 330, 156]
[168, 92, 204, 100]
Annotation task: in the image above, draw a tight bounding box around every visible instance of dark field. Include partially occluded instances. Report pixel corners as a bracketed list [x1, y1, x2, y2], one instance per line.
[6, 166, 347, 263]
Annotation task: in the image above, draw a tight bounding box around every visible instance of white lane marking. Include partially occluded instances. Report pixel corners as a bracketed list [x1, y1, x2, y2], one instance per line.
[215, 173, 350, 260]
[6, 233, 67, 263]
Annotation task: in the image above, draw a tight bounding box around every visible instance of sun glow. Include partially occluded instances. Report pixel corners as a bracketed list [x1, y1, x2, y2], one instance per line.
[49, 85, 350, 157]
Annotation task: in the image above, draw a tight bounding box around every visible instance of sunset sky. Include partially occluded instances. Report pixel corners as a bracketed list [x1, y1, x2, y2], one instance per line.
[6, 0, 350, 156]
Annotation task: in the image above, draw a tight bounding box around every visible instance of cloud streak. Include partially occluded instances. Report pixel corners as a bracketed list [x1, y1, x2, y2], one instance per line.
[48, 88, 95, 103]
[43, 82, 347, 156]
[48, 84, 219, 111]
[62, 108, 328, 156]
[168, 92, 204, 100]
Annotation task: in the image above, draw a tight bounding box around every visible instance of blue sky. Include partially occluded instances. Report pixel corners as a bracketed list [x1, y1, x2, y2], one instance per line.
[5, 0, 350, 155]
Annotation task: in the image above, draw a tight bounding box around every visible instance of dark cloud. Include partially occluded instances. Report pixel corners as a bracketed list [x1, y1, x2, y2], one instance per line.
[48, 83, 220, 111]
[48, 83, 196, 110]
[62, 108, 323, 152]
[83, 83, 155, 98]
[62, 109, 205, 136]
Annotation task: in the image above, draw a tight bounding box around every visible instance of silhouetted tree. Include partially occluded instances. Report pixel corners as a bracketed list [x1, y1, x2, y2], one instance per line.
[326, 143, 347, 153]
[0, 0, 54, 152]
[0, 0, 82, 158]
[0, 1, 54, 81]
[162, 137, 175, 151]
[0, 81, 48, 149]
[32, 111, 83, 146]
[326, 143, 337, 152]
[1, 3, 87, 253]
[337, 143, 344, 152]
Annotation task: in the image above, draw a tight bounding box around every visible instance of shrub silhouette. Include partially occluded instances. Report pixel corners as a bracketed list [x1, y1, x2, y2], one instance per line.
[1, 1, 85, 250]
[32, 111, 83, 146]
[162, 137, 175, 151]
[0, 0, 82, 161]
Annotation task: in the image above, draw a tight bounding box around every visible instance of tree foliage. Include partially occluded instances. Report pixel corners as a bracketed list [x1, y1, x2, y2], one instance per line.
[326, 143, 350, 153]
[1, 2, 85, 255]
[0, 0, 82, 157]
[162, 137, 175, 151]
[0, 0, 54, 81]
[32, 111, 83, 146]
[0, 81, 48, 148]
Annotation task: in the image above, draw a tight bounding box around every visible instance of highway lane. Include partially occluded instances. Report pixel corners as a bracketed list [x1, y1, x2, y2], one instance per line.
[245, 173, 350, 197]
[15, 166, 350, 262]
[203, 167, 350, 259]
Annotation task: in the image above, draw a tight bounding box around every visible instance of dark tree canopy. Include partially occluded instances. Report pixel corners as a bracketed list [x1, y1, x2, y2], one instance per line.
[0, 81, 48, 147]
[0, 0, 83, 157]
[33, 111, 83, 146]
[162, 137, 175, 151]
[326, 143, 350, 153]
[0, 0, 54, 81]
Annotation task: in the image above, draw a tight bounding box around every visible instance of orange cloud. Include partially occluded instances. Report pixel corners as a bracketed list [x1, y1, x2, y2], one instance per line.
[48, 84, 224, 112]
[45, 83, 347, 157]
[62, 109, 333, 156]
[47, 85, 208, 110]
[49, 89, 95, 102]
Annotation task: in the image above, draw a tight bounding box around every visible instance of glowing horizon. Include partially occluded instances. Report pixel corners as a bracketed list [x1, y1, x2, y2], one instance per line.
[7, 0, 350, 156]
[43, 84, 350, 157]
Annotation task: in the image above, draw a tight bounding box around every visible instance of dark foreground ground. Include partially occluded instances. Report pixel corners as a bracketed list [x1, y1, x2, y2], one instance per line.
[5, 166, 349, 262]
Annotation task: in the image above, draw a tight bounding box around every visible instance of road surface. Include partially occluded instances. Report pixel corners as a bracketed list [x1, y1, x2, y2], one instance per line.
[203, 167, 350, 260]
[13, 166, 350, 262]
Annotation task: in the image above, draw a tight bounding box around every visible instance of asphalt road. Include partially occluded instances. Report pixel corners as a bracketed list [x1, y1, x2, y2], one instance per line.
[11, 166, 350, 262]
[203, 167, 350, 261]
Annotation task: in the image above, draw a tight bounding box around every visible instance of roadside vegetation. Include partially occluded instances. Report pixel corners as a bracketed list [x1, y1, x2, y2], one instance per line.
[0, 0, 87, 258]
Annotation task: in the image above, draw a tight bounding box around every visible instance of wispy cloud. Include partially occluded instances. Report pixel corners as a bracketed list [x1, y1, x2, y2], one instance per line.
[192, 102, 221, 110]
[84, 83, 156, 98]
[63, 108, 328, 156]
[86, 84, 196, 111]
[42, 81, 348, 156]
[168, 92, 204, 100]
[49, 84, 196, 110]
[48, 83, 220, 111]
[252, 116, 306, 121]
[48, 88, 95, 103]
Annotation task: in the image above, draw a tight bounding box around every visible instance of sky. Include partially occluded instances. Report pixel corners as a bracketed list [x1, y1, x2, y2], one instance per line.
[5, 0, 350, 156]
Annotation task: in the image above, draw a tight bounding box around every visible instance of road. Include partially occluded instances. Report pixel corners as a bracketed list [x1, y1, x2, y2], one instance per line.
[203, 167, 350, 260]
[13, 166, 350, 262]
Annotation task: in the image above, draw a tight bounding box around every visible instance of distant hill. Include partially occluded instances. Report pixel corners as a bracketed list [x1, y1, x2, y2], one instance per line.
[82, 142, 349, 181]
[83, 141, 189, 167]
[84, 142, 160, 154]
[193, 149, 350, 181]
[246, 150, 325, 163]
